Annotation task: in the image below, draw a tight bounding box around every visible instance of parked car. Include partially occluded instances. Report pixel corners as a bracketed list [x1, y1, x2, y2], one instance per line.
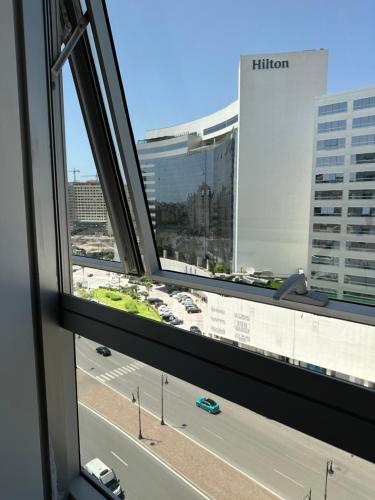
[190, 326, 202, 335]
[195, 397, 220, 414]
[170, 317, 183, 326]
[187, 307, 201, 314]
[148, 297, 164, 305]
[96, 346, 111, 357]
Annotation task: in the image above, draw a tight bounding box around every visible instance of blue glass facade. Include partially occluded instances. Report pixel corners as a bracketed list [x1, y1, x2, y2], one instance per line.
[139, 133, 235, 270]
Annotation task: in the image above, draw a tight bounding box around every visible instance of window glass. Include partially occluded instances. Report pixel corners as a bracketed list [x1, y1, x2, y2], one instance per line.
[353, 96, 375, 110]
[90, 0, 375, 307]
[62, 65, 118, 262]
[73, 266, 375, 388]
[76, 337, 375, 500]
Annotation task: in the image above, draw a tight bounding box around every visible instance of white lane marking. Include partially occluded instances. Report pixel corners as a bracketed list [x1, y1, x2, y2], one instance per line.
[101, 374, 111, 381]
[129, 363, 139, 370]
[105, 372, 116, 380]
[77, 366, 282, 499]
[201, 427, 224, 441]
[120, 367, 130, 374]
[144, 391, 158, 401]
[273, 469, 304, 488]
[108, 371, 120, 378]
[75, 348, 104, 369]
[133, 361, 144, 368]
[78, 402, 210, 499]
[111, 451, 128, 467]
[126, 366, 136, 371]
[118, 368, 128, 375]
[113, 369, 124, 376]
[96, 376, 104, 382]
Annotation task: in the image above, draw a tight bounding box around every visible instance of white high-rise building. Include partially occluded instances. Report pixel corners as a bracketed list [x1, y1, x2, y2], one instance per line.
[235, 49, 328, 275]
[138, 49, 328, 276]
[308, 88, 375, 305]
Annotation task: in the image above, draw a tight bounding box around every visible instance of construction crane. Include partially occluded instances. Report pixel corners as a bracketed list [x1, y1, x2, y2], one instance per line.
[68, 168, 80, 182]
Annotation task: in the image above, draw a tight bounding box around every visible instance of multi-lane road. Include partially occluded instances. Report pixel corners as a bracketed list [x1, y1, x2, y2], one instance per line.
[79, 403, 205, 500]
[76, 337, 375, 500]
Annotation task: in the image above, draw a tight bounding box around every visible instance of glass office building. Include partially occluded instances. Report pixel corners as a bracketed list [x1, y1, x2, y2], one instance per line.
[138, 131, 236, 271]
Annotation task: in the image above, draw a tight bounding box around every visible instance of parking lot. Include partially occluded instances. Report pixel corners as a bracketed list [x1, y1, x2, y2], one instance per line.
[72, 267, 207, 335]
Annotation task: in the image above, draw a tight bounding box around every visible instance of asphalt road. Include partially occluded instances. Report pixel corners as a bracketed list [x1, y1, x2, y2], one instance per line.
[79, 402, 205, 500]
[76, 337, 375, 500]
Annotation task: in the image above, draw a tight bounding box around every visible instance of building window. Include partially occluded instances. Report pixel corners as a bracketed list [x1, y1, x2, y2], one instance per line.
[314, 207, 342, 216]
[311, 271, 339, 282]
[318, 120, 346, 133]
[353, 96, 375, 110]
[311, 255, 339, 266]
[347, 224, 375, 235]
[346, 241, 375, 252]
[349, 190, 375, 200]
[138, 140, 188, 156]
[345, 258, 375, 270]
[350, 171, 375, 182]
[318, 102, 348, 115]
[351, 152, 375, 165]
[313, 223, 341, 233]
[310, 286, 338, 298]
[203, 115, 238, 136]
[314, 190, 342, 200]
[352, 115, 375, 129]
[352, 134, 375, 147]
[317, 138, 346, 150]
[312, 239, 340, 249]
[343, 291, 375, 305]
[315, 173, 344, 184]
[344, 275, 375, 287]
[348, 207, 375, 217]
[316, 155, 345, 167]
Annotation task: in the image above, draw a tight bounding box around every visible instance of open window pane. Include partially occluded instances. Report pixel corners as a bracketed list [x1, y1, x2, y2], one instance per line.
[89, 0, 375, 308]
[73, 266, 375, 390]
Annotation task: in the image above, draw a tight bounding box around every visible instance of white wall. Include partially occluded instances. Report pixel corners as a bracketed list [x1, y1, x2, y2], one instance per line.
[0, 2, 45, 497]
[235, 50, 328, 275]
[206, 292, 375, 383]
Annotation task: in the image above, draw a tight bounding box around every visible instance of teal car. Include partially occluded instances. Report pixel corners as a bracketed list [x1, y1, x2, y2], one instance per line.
[195, 397, 220, 414]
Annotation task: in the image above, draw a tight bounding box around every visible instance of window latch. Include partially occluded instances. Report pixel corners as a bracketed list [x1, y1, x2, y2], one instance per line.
[273, 273, 329, 307]
[51, 12, 90, 79]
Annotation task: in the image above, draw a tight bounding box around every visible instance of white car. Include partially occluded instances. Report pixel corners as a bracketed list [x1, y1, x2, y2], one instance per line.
[158, 305, 171, 314]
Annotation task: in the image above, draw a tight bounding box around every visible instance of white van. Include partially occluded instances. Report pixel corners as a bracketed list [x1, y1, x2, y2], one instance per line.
[84, 458, 123, 497]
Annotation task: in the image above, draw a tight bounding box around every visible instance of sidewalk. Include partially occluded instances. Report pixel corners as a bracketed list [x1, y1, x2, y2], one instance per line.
[77, 368, 278, 500]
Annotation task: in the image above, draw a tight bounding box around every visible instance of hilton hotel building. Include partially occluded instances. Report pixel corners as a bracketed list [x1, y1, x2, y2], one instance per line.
[137, 49, 328, 276]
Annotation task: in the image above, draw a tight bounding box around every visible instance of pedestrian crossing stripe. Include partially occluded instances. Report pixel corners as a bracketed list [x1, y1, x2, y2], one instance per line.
[96, 362, 143, 381]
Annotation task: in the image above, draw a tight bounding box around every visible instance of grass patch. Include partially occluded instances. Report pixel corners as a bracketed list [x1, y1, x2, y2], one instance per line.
[90, 287, 161, 321]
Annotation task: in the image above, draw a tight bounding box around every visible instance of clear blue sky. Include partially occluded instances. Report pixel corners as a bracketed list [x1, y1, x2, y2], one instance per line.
[64, 0, 375, 180]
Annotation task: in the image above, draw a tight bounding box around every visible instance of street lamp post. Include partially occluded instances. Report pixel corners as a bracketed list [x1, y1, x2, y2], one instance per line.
[137, 386, 143, 440]
[161, 373, 165, 425]
[324, 460, 334, 500]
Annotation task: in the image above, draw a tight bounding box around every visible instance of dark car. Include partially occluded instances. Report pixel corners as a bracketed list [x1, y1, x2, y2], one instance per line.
[96, 346, 111, 356]
[170, 317, 183, 326]
[190, 326, 202, 334]
[187, 306, 201, 314]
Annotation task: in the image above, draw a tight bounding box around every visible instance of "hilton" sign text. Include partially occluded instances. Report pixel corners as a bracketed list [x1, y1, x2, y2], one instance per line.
[252, 59, 289, 70]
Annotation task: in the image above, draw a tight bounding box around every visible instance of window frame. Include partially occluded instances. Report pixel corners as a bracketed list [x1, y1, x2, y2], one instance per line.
[29, 0, 375, 496]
